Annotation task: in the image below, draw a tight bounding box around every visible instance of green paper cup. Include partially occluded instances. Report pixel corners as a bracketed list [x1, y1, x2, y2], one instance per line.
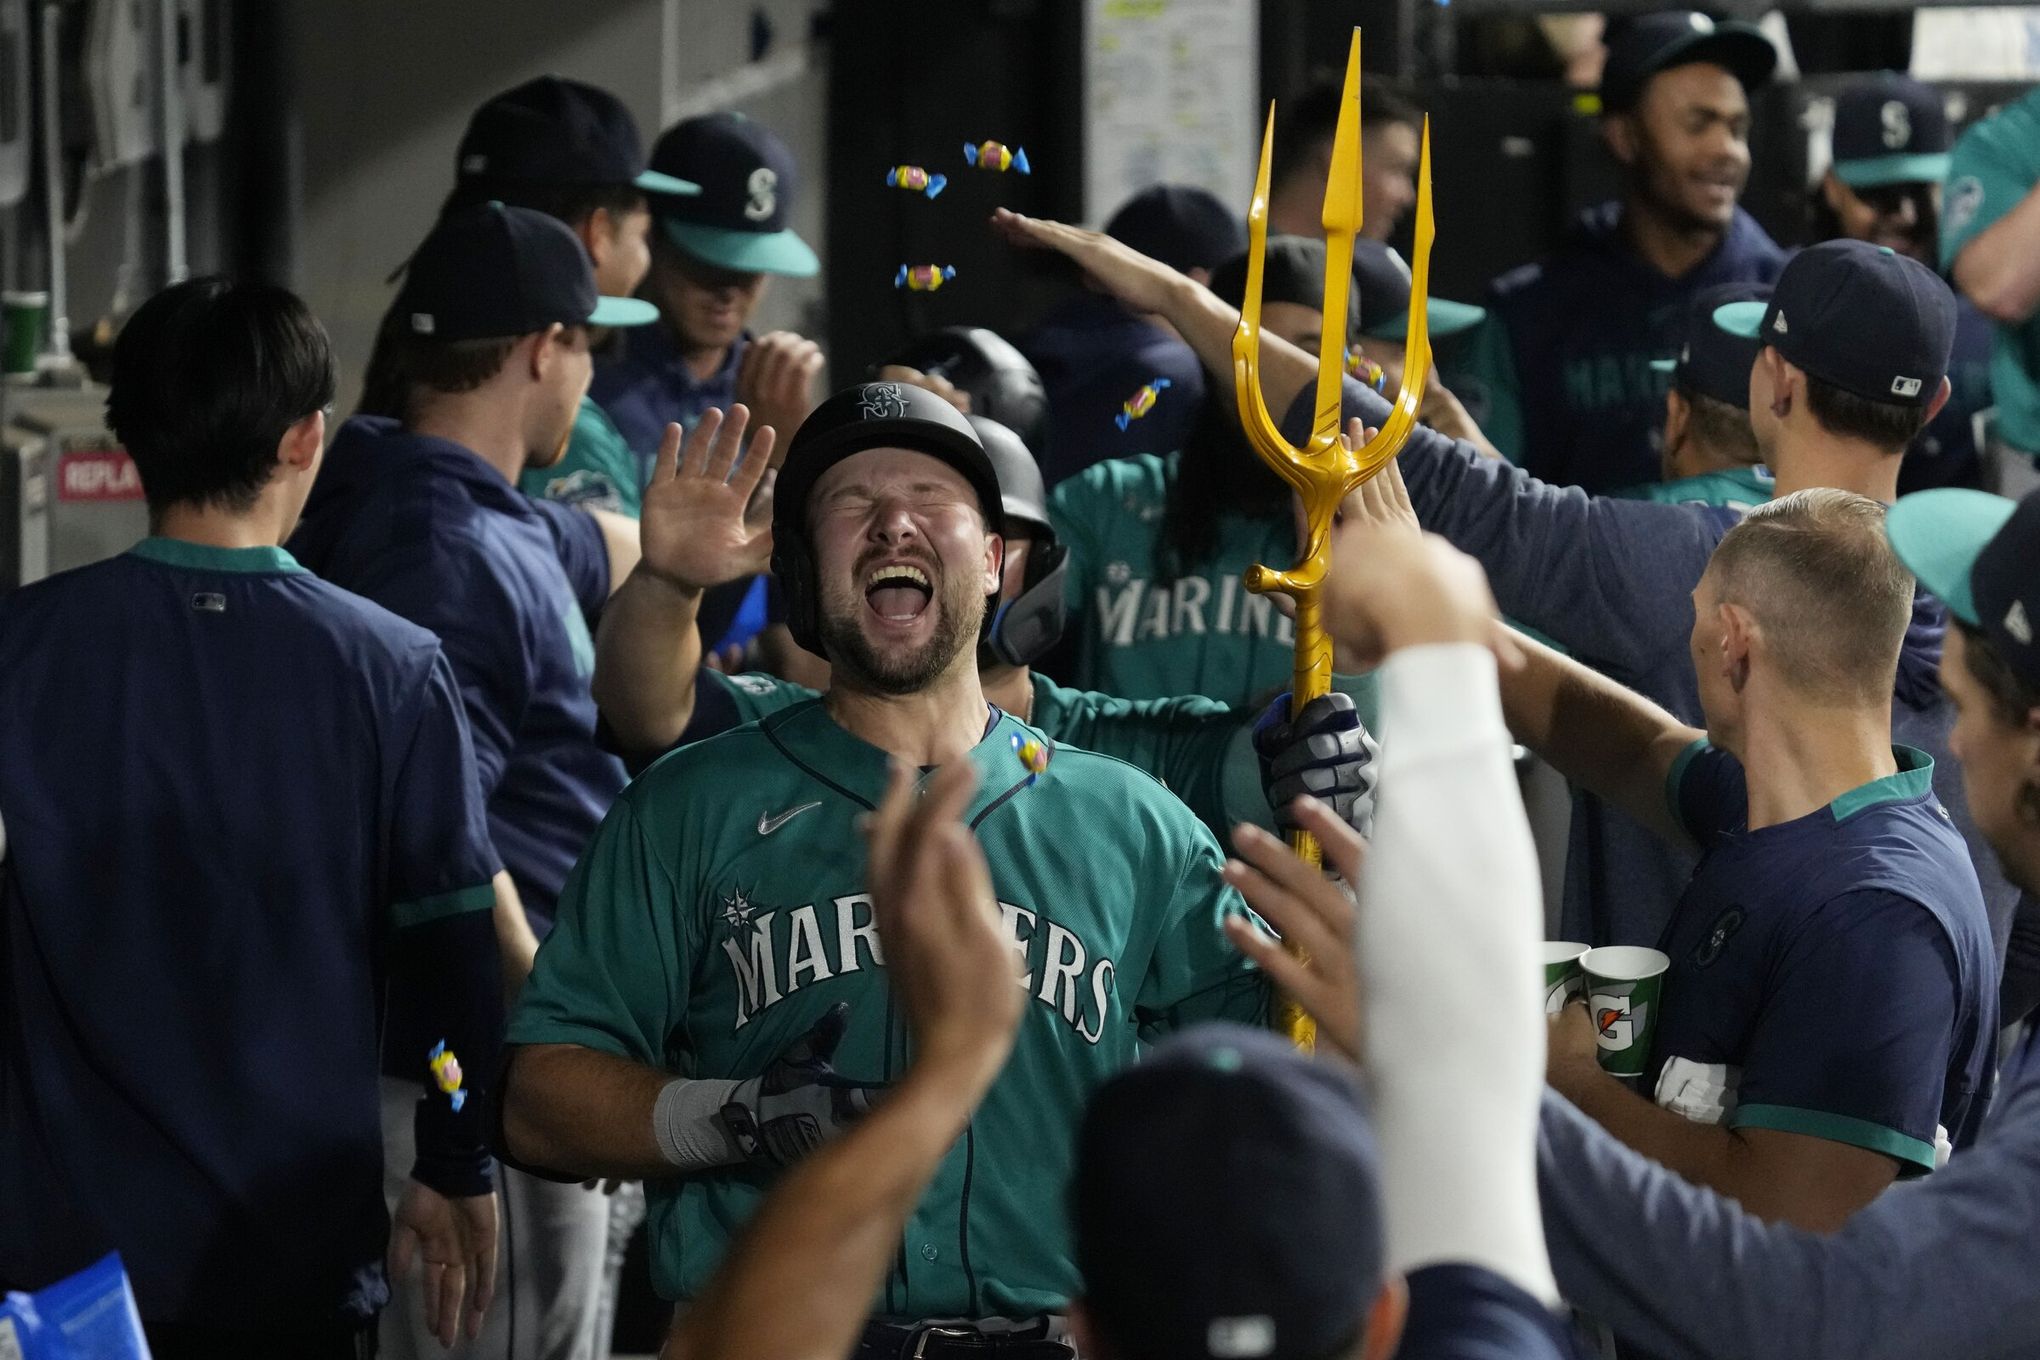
[1543, 941, 1589, 1015]
[2, 291, 48, 375]
[1581, 945, 1670, 1078]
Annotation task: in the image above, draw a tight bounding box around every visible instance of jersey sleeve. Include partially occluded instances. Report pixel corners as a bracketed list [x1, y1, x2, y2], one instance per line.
[1048, 687, 1242, 841]
[506, 793, 697, 1065]
[1942, 107, 2037, 269]
[1667, 739, 1748, 846]
[1299, 376, 1721, 681]
[527, 497, 613, 617]
[1397, 1264, 1580, 1360]
[1131, 826, 1268, 1038]
[1730, 890, 1963, 1172]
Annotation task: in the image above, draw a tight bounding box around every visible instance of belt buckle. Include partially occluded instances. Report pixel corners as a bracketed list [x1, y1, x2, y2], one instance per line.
[910, 1325, 975, 1359]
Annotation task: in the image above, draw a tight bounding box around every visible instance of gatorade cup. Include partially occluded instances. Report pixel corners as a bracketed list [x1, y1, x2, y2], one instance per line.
[1543, 941, 1589, 1015]
[2, 291, 49, 375]
[1581, 945, 1671, 1079]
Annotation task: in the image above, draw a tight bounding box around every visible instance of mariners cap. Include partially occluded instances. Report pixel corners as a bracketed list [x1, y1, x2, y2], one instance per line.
[1105, 184, 1247, 276]
[1600, 11, 1777, 113]
[1074, 1024, 1384, 1360]
[884, 327, 1050, 457]
[1714, 239, 1955, 407]
[1650, 281, 1771, 409]
[394, 202, 659, 341]
[455, 76, 699, 200]
[1831, 74, 1953, 189]
[1209, 236, 1357, 343]
[1889, 488, 2040, 690]
[650, 112, 819, 277]
[1351, 239, 1486, 340]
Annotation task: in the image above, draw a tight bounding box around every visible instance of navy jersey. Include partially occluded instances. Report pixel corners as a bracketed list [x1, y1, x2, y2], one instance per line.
[1020, 294, 1208, 487]
[1898, 297, 1998, 494]
[1401, 1265, 1587, 1360]
[1647, 742, 1999, 1168]
[290, 415, 625, 934]
[0, 539, 502, 1327]
[1476, 204, 1786, 493]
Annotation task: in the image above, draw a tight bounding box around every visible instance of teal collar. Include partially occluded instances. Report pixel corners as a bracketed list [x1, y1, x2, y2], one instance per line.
[1831, 745, 1936, 821]
[129, 537, 306, 575]
[756, 699, 1044, 816]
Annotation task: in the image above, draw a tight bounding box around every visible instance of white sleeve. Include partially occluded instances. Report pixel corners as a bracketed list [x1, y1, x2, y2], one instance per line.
[1359, 643, 1558, 1304]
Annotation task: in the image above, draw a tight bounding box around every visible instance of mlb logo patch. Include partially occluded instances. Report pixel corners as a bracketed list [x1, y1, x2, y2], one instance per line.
[2007, 599, 2033, 646]
[1891, 376, 1923, 398]
[410, 313, 436, 335]
[1772, 311, 1788, 334]
[460, 153, 488, 175]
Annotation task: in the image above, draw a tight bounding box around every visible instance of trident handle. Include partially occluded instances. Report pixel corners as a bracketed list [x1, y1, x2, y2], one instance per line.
[1230, 28, 1437, 1051]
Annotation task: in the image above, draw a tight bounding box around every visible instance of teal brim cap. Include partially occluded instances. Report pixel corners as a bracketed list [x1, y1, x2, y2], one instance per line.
[1649, 357, 1677, 373]
[1713, 299, 1767, 338]
[1886, 487, 2018, 626]
[663, 218, 820, 278]
[1363, 297, 1488, 341]
[590, 295, 659, 328]
[1834, 153, 1952, 190]
[635, 168, 702, 197]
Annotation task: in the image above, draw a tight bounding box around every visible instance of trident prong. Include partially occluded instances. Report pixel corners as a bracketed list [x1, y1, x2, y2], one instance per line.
[1230, 28, 1436, 1051]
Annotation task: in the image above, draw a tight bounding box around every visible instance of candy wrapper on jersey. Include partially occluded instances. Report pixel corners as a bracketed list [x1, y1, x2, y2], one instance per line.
[964, 140, 1031, 174]
[885, 165, 947, 198]
[1010, 732, 1050, 785]
[1115, 377, 1172, 431]
[0, 1253, 152, 1360]
[895, 264, 957, 292]
[428, 1040, 468, 1112]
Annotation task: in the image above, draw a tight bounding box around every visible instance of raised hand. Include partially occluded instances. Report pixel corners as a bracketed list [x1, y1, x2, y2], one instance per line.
[735, 331, 825, 458]
[637, 406, 776, 595]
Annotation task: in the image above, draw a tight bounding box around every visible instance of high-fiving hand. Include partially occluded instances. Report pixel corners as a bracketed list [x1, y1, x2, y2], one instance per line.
[637, 406, 776, 596]
[389, 1180, 498, 1349]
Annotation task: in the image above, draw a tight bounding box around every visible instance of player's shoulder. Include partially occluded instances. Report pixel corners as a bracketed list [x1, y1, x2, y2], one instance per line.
[1052, 451, 1173, 523]
[630, 705, 798, 795]
[1034, 720, 1212, 826]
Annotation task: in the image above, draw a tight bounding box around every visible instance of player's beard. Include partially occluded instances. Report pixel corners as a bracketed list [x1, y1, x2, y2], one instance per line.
[818, 562, 986, 697]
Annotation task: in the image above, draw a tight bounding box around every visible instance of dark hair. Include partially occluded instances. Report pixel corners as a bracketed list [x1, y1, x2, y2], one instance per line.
[107, 276, 335, 518]
[356, 304, 524, 422]
[1270, 78, 1420, 191]
[1957, 620, 2040, 728]
[1155, 396, 1289, 585]
[440, 176, 645, 232]
[1679, 387, 1760, 465]
[1803, 372, 1932, 450]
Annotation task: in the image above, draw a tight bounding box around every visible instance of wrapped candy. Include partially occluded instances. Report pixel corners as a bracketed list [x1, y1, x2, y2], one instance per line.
[964, 140, 1031, 174]
[1115, 377, 1173, 431]
[886, 165, 948, 199]
[428, 1041, 468, 1113]
[1011, 732, 1049, 784]
[895, 264, 958, 292]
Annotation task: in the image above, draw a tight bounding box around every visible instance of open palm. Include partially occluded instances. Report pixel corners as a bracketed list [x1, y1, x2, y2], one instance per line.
[639, 405, 778, 594]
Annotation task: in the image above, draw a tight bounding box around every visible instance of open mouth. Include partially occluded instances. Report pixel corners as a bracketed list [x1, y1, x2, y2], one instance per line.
[865, 563, 934, 622]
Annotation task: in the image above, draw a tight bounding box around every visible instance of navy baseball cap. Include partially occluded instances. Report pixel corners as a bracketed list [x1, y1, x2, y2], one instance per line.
[1650, 280, 1771, 408]
[1888, 488, 2040, 691]
[1073, 1024, 1384, 1360]
[394, 202, 659, 341]
[1831, 74, 1953, 189]
[650, 112, 819, 278]
[1351, 239, 1486, 340]
[1715, 239, 1955, 407]
[1104, 184, 1247, 276]
[456, 76, 699, 199]
[1209, 236, 1358, 342]
[1601, 11, 1777, 112]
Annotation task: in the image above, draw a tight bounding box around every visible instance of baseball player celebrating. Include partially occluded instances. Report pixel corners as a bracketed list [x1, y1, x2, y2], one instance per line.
[500, 382, 1266, 1353]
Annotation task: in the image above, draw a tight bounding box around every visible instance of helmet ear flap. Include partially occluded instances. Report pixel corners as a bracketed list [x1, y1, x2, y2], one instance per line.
[772, 535, 824, 656]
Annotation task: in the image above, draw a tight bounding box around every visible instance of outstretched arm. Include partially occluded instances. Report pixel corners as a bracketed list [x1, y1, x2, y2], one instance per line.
[592, 408, 776, 755]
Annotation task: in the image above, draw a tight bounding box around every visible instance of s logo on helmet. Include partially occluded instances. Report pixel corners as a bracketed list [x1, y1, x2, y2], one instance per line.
[1590, 992, 1646, 1052]
[858, 384, 908, 420]
[745, 167, 779, 222]
[1881, 99, 1912, 149]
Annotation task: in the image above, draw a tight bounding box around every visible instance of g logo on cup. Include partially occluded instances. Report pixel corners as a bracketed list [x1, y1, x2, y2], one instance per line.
[1590, 991, 1645, 1052]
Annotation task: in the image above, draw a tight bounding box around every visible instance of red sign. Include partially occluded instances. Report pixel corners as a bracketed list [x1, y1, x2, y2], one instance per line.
[57, 450, 143, 502]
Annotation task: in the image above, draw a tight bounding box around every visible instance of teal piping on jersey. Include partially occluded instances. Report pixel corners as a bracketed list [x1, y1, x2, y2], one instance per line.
[392, 882, 498, 931]
[1829, 745, 1934, 821]
[129, 537, 308, 575]
[1732, 1103, 1937, 1172]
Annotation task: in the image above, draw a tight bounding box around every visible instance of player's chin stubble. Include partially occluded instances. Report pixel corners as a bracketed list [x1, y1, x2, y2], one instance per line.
[819, 574, 984, 697]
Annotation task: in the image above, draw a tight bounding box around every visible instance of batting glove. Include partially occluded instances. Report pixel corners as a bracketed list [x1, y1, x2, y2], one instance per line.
[720, 1003, 881, 1168]
[1252, 691, 1381, 839]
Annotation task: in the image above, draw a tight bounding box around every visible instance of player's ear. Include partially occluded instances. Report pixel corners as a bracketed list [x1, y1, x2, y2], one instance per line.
[278, 408, 325, 475]
[1664, 388, 1690, 455]
[1924, 374, 1953, 425]
[1359, 1274, 1409, 1360]
[1602, 113, 1639, 168]
[1819, 170, 1850, 216]
[1719, 601, 1757, 687]
[983, 530, 1005, 596]
[579, 209, 612, 270]
[528, 324, 565, 382]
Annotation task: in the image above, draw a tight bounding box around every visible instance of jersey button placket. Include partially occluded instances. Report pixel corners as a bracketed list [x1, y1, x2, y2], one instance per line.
[920, 1243, 939, 1262]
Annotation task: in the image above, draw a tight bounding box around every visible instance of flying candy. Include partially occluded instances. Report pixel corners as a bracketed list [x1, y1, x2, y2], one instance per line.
[964, 140, 1031, 175]
[1115, 377, 1172, 431]
[1011, 732, 1049, 784]
[886, 165, 948, 199]
[896, 264, 957, 292]
[1345, 345, 1388, 393]
[428, 1041, 468, 1112]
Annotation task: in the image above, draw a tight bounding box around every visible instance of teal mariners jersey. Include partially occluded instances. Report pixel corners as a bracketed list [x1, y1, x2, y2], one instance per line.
[508, 700, 1266, 1318]
[678, 668, 1365, 843]
[1615, 464, 1775, 511]
[1944, 87, 2040, 455]
[519, 395, 644, 517]
[1050, 452, 1297, 707]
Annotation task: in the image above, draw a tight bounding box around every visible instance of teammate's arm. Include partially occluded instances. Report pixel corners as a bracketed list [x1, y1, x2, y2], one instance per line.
[1948, 140, 2040, 324]
[592, 409, 776, 754]
[587, 505, 643, 597]
[664, 759, 1021, 1360]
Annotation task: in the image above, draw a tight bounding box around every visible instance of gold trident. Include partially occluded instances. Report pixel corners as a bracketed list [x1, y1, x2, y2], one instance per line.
[1233, 29, 1435, 1050]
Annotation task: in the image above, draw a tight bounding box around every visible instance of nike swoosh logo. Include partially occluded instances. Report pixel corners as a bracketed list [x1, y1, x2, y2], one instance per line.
[757, 801, 822, 836]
